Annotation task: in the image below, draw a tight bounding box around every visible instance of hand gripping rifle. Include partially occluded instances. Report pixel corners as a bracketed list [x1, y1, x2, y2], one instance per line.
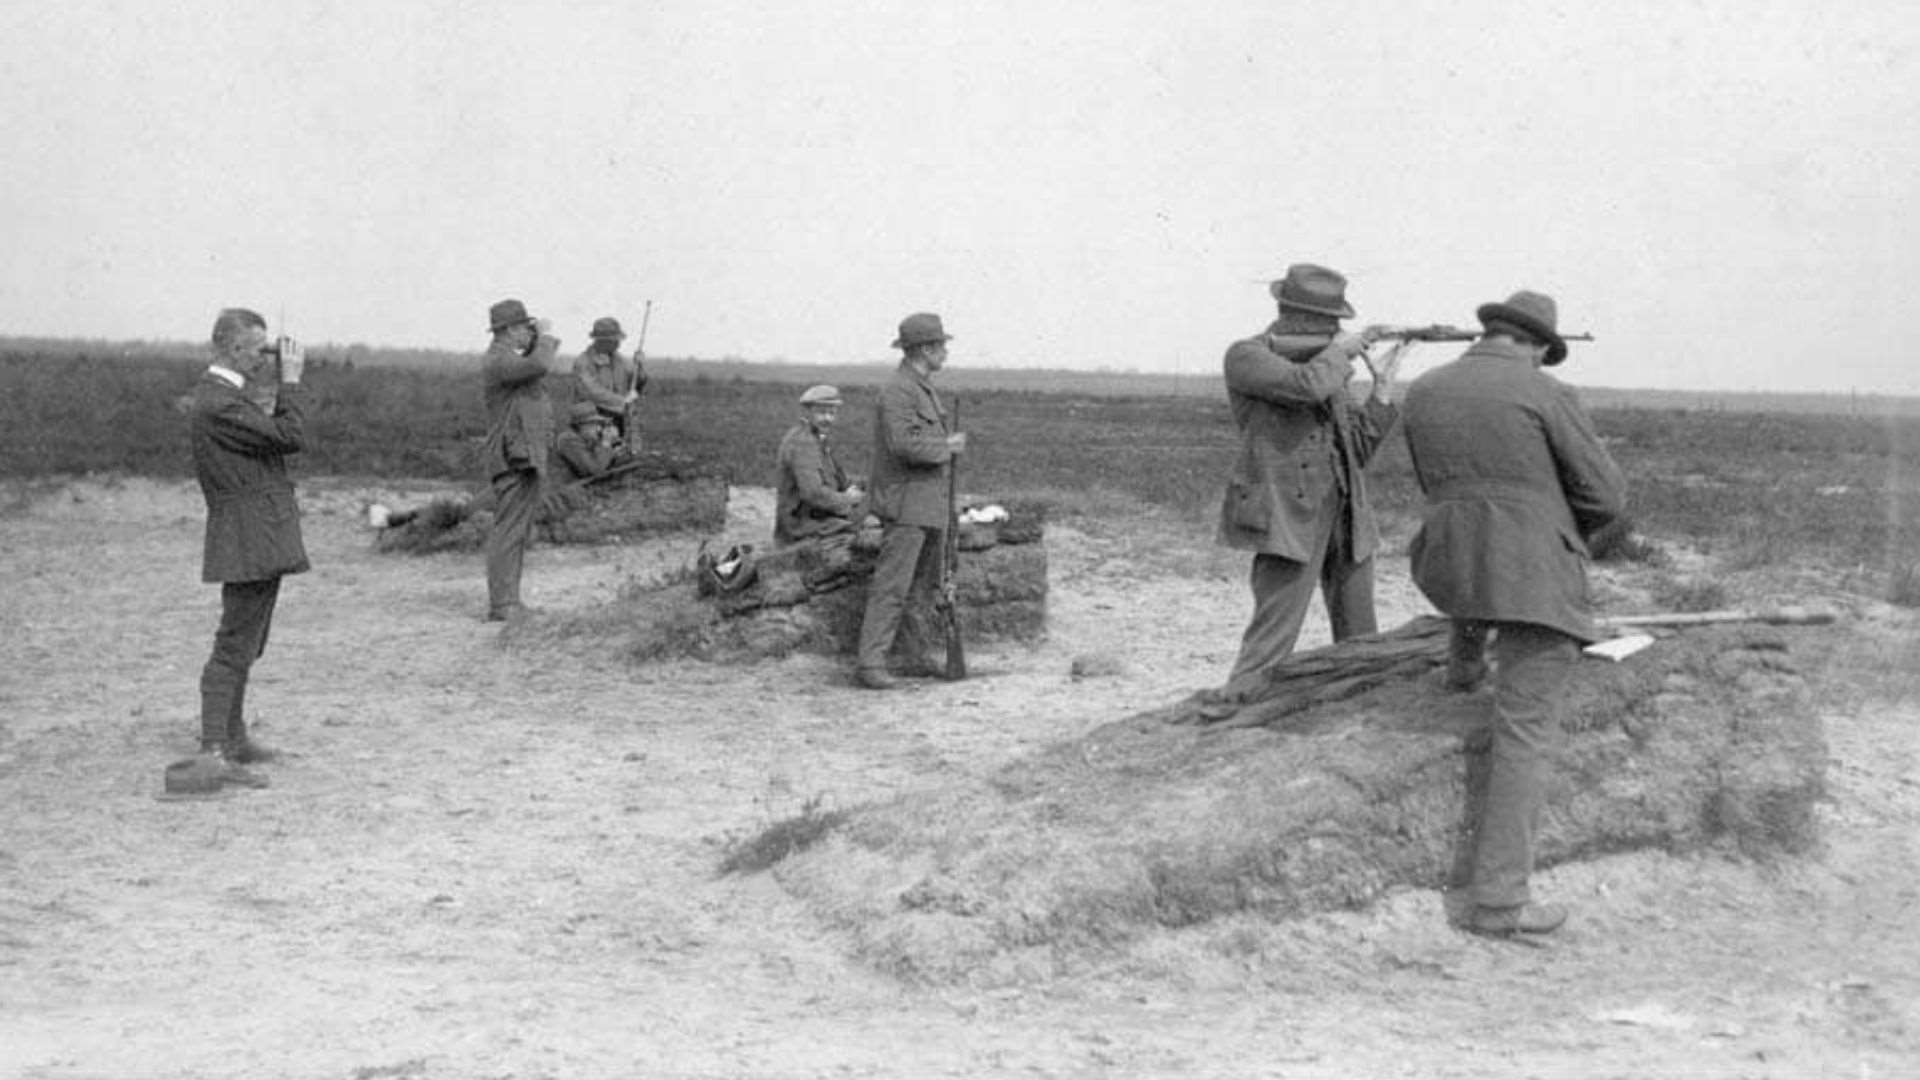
[938, 398, 967, 680]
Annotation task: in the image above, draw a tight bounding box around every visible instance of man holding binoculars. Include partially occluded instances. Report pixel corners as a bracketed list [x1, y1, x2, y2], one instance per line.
[177, 307, 310, 791]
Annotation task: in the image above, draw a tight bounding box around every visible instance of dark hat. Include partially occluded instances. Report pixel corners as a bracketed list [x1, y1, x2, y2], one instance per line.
[569, 401, 608, 425]
[590, 316, 625, 340]
[489, 298, 533, 332]
[799, 384, 843, 407]
[1269, 263, 1355, 318]
[1476, 290, 1568, 366]
[892, 312, 953, 350]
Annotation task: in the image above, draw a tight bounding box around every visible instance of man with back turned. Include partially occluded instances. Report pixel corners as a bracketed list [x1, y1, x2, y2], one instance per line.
[1402, 289, 1627, 938]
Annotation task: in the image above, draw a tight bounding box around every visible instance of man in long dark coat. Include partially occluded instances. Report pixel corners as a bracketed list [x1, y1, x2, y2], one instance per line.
[1403, 289, 1627, 938]
[187, 307, 310, 788]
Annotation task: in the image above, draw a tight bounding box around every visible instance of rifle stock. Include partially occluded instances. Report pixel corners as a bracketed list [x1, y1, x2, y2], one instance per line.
[941, 398, 967, 680]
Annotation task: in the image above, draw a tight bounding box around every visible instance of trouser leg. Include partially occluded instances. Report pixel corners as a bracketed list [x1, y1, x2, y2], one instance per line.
[486, 470, 541, 616]
[894, 527, 947, 666]
[1228, 545, 1326, 684]
[1320, 510, 1377, 642]
[1470, 621, 1578, 909]
[857, 523, 932, 672]
[1447, 619, 1492, 689]
[199, 578, 281, 751]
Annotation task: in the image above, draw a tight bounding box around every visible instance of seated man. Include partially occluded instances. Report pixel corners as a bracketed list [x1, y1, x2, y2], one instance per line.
[371, 404, 625, 533]
[552, 401, 622, 484]
[775, 385, 865, 585]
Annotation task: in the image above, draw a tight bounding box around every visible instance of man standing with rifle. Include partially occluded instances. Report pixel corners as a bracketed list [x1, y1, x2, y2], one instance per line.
[1216, 263, 1411, 690]
[855, 312, 967, 690]
[567, 314, 647, 444]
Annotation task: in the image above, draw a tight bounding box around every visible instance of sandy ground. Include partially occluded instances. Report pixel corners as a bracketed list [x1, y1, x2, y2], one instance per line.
[2, 474, 1917, 1080]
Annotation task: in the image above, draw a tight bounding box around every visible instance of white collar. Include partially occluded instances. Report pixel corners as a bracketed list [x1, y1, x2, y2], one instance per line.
[207, 365, 245, 389]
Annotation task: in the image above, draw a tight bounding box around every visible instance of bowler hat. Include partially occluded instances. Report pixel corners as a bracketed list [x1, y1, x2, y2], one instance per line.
[590, 316, 625, 340]
[1476, 290, 1569, 366]
[892, 312, 953, 350]
[489, 298, 533, 332]
[1269, 264, 1356, 318]
[799, 384, 843, 407]
[568, 401, 607, 425]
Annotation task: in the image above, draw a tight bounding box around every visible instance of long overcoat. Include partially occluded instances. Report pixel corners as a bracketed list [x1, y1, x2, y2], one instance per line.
[191, 372, 310, 584]
[481, 336, 558, 480]
[866, 364, 953, 529]
[1217, 329, 1398, 562]
[1402, 339, 1628, 643]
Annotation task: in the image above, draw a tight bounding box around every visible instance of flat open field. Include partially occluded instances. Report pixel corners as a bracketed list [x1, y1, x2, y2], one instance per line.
[3, 465, 1917, 1079]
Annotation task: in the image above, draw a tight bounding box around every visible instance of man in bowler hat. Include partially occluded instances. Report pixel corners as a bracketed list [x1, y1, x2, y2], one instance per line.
[184, 307, 310, 789]
[1402, 289, 1627, 937]
[1217, 263, 1409, 689]
[569, 316, 646, 443]
[855, 314, 966, 689]
[481, 298, 565, 621]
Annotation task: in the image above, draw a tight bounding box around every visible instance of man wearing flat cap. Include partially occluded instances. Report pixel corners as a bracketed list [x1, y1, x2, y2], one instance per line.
[1217, 263, 1409, 688]
[480, 298, 565, 622]
[1402, 289, 1626, 939]
[569, 316, 646, 444]
[855, 313, 967, 689]
[775, 384, 864, 547]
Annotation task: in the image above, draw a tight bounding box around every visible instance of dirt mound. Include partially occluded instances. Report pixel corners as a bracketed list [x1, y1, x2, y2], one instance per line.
[751, 619, 1833, 984]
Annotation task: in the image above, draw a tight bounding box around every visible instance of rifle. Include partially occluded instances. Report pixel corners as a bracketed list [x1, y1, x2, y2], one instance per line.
[1368, 324, 1596, 343]
[625, 299, 653, 447]
[1600, 606, 1836, 629]
[938, 398, 967, 680]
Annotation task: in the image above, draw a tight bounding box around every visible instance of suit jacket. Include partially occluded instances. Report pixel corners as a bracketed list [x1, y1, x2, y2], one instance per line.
[191, 372, 310, 584]
[867, 363, 953, 529]
[775, 422, 858, 543]
[1217, 328, 1399, 562]
[481, 336, 558, 480]
[564, 348, 642, 416]
[1402, 339, 1628, 643]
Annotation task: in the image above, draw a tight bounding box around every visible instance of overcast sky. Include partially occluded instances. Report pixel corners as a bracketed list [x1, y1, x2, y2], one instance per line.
[2, 1, 1915, 393]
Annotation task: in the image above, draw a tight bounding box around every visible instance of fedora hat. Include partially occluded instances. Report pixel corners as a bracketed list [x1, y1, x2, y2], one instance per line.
[799, 384, 843, 407]
[1476, 290, 1568, 366]
[1269, 263, 1355, 318]
[590, 316, 625, 340]
[892, 312, 953, 349]
[489, 298, 534, 332]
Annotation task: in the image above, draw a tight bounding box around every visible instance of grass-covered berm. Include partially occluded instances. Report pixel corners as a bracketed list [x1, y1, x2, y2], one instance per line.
[742, 619, 1831, 984]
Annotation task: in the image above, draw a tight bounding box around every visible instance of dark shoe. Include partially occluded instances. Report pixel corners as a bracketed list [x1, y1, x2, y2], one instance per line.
[486, 605, 541, 623]
[1470, 902, 1568, 937]
[895, 656, 947, 679]
[854, 668, 902, 690]
[217, 760, 272, 789]
[227, 738, 280, 765]
[165, 753, 269, 794]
